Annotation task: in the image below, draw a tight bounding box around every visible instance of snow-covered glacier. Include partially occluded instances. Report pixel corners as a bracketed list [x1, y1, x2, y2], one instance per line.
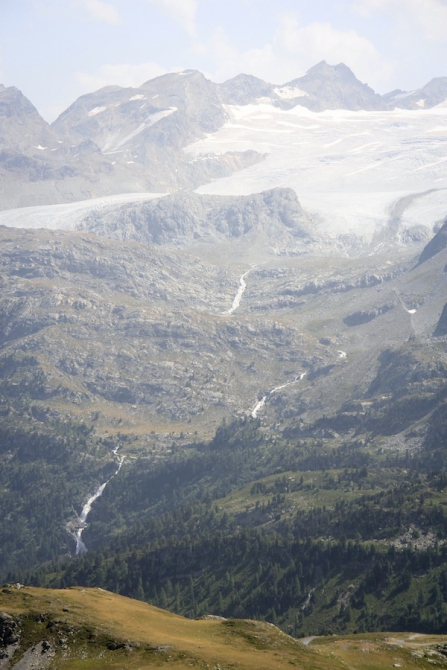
[187, 103, 447, 242]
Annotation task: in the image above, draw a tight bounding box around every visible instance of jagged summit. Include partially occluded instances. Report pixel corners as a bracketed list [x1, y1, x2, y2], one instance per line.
[304, 60, 352, 78]
[0, 84, 46, 121]
[0, 85, 55, 156]
[140, 68, 212, 87]
[0, 63, 446, 212]
[219, 73, 274, 105]
[383, 77, 447, 110]
[283, 60, 386, 111]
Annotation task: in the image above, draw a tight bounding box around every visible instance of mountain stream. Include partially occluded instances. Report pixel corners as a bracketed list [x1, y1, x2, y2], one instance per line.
[74, 448, 125, 555]
[251, 373, 307, 418]
[225, 269, 252, 315]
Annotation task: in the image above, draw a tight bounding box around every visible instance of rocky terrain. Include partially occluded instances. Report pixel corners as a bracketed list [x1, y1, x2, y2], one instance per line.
[0, 197, 446, 444]
[1, 61, 447, 640]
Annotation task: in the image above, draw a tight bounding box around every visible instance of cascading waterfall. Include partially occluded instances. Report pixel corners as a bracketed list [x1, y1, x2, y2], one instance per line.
[74, 447, 125, 555]
[251, 372, 307, 418]
[225, 269, 251, 315]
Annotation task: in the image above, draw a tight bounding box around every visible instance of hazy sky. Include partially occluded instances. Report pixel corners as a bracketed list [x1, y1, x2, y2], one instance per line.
[1, 0, 447, 121]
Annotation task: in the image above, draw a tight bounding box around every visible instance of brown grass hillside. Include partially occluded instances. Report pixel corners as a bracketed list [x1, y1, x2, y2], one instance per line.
[1, 586, 447, 669]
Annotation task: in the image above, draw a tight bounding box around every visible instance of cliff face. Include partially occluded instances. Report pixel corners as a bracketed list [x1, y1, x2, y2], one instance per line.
[435, 302, 447, 336]
[419, 218, 447, 264]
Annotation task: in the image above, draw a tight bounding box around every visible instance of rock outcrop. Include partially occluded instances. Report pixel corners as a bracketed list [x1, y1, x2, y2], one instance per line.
[434, 303, 447, 336]
[418, 218, 447, 264]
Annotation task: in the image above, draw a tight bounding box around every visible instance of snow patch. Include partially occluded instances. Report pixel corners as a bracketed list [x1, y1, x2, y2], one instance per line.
[88, 106, 107, 117]
[34, 145, 47, 150]
[274, 86, 308, 100]
[416, 99, 426, 108]
[101, 108, 177, 152]
[129, 94, 145, 101]
[389, 91, 415, 101]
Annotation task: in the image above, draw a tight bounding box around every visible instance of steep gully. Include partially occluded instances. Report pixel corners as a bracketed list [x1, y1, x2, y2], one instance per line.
[73, 447, 125, 555]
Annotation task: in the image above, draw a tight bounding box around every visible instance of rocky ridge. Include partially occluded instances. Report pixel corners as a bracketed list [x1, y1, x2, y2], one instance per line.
[77, 187, 321, 252]
[1, 62, 447, 210]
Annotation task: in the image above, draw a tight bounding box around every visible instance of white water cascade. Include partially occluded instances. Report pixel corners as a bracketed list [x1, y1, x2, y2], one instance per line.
[251, 372, 307, 419]
[225, 269, 251, 315]
[74, 448, 125, 555]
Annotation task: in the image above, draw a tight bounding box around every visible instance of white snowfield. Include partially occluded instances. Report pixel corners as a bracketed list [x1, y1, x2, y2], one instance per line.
[2, 102, 447, 243]
[101, 107, 177, 153]
[187, 103, 447, 241]
[0, 193, 166, 231]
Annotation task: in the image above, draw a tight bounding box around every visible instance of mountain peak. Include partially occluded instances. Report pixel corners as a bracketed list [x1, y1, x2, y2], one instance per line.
[141, 69, 210, 88]
[219, 73, 272, 104]
[0, 85, 47, 123]
[302, 61, 362, 84]
[283, 61, 384, 111]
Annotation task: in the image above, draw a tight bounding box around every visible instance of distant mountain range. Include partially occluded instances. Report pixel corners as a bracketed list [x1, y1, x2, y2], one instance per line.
[1, 61, 447, 212]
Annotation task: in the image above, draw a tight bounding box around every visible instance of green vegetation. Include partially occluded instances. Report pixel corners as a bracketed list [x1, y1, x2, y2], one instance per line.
[11, 401, 447, 639]
[0, 394, 119, 577]
[3, 335, 447, 641]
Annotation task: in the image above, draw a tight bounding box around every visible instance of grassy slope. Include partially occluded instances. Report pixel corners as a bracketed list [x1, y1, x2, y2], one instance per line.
[2, 586, 447, 670]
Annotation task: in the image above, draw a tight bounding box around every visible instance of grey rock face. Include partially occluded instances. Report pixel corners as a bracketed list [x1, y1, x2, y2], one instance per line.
[49, 69, 248, 196]
[0, 86, 72, 204]
[53, 70, 225, 150]
[282, 61, 387, 111]
[0, 611, 20, 667]
[78, 188, 317, 248]
[0, 612, 19, 647]
[434, 303, 447, 336]
[218, 62, 397, 111]
[343, 303, 395, 327]
[419, 218, 447, 264]
[7, 641, 53, 670]
[385, 77, 447, 109]
[0, 86, 53, 151]
[219, 74, 275, 105]
[0, 73, 262, 209]
[0, 86, 144, 210]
